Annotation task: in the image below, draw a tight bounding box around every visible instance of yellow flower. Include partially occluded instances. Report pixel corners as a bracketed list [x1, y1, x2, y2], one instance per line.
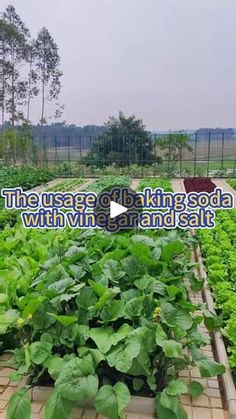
[27, 314, 32, 321]
[17, 318, 24, 327]
[152, 307, 161, 321]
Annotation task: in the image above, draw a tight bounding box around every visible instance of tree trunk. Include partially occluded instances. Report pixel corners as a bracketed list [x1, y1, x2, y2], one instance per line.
[27, 54, 32, 123]
[40, 78, 45, 136]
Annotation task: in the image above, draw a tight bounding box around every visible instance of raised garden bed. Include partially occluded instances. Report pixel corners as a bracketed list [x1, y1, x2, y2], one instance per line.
[193, 234, 236, 419]
[137, 178, 173, 192]
[184, 178, 216, 193]
[0, 225, 225, 419]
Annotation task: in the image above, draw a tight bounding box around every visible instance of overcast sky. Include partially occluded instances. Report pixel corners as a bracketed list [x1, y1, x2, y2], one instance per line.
[1, 0, 236, 130]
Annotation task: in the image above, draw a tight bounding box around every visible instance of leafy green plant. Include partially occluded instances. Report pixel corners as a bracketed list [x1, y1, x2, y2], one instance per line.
[1, 227, 224, 419]
[85, 175, 131, 193]
[45, 178, 84, 192]
[137, 178, 173, 192]
[0, 165, 54, 194]
[0, 165, 55, 228]
[198, 209, 236, 371]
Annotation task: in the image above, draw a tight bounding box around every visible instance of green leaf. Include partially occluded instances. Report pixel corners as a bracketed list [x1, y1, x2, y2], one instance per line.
[189, 275, 204, 293]
[107, 339, 141, 373]
[30, 341, 52, 365]
[131, 235, 156, 247]
[90, 324, 132, 354]
[7, 387, 31, 419]
[0, 309, 18, 334]
[46, 357, 66, 380]
[159, 391, 187, 419]
[124, 298, 143, 319]
[76, 286, 97, 309]
[48, 313, 77, 327]
[160, 340, 182, 358]
[133, 378, 144, 392]
[122, 255, 145, 279]
[79, 347, 105, 366]
[48, 277, 75, 294]
[44, 390, 74, 419]
[161, 303, 193, 331]
[103, 260, 126, 284]
[128, 347, 151, 377]
[196, 358, 226, 378]
[129, 242, 151, 260]
[41, 332, 53, 344]
[203, 310, 222, 331]
[166, 380, 188, 396]
[95, 383, 130, 419]
[155, 395, 177, 419]
[166, 285, 182, 299]
[155, 324, 168, 345]
[189, 381, 204, 398]
[100, 300, 124, 322]
[161, 240, 185, 262]
[55, 357, 98, 402]
[0, 293, 8, 305]
[112, 324, 134, 346]
[68, 264, 86, 280]
[90, 327, 114, 353]
[134, 274, 155, 291]
[64, 246, 86, 261]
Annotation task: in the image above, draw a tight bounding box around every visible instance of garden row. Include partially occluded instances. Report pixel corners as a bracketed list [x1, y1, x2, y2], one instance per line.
[198, 209, 236, 373]
[0, 166, 55, 230]
[0, 175, 225, 419]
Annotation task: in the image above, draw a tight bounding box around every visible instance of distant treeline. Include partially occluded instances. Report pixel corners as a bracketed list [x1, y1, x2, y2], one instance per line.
[195, 128, 235, 140]
[32, 123, 105, 142]
[32, 123, 105, 149]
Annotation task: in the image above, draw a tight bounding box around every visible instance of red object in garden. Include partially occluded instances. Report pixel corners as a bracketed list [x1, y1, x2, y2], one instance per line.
[184, 177, 216, 193]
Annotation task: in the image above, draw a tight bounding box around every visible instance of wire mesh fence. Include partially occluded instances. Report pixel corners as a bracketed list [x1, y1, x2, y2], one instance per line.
[0, 132, 236, 178]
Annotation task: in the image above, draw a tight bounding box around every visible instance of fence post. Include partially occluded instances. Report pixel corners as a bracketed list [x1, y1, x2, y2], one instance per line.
[79, 135, 83, 177]
[233, 159, 236, 176]
[207, 132, 211, 177]
[180, 137, 183, 177]
[167, 132, 171, 176]
[54, 137, 59, 174]
[67, 136, 71, 175]
[154, 134, 156, 178]
[43, 136, 48, 168]
[221, 132, 225, 171]
[194, 133, 197, 177]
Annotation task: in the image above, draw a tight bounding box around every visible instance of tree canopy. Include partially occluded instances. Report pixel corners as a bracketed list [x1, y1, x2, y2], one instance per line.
[87, 112, 155, 167]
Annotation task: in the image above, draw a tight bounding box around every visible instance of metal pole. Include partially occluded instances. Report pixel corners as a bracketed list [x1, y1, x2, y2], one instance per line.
[207, 132, 211, 177]
[67, 136, 71, 175]
[154, 134, 157, 178]
[43, 136, 47, 168]
[221, 132, 224, 171]
[55, 137, 59, 173]
[180, 136, 183, 177]
[141, 136, 144, 178]
[193, 133, 197, 177]
[167, 132, 171, 176]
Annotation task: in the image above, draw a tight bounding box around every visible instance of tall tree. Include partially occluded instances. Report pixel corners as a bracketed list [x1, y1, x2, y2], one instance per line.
[25, 40, 39, 123]
[88, 112, 154, 167]
[3, 5, 29, 127]
[35, 27, 62, 136]
[156, 131, 193, 174]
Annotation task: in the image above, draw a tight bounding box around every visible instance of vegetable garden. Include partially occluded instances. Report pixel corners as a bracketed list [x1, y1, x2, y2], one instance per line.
[0, 168, 236, 419]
